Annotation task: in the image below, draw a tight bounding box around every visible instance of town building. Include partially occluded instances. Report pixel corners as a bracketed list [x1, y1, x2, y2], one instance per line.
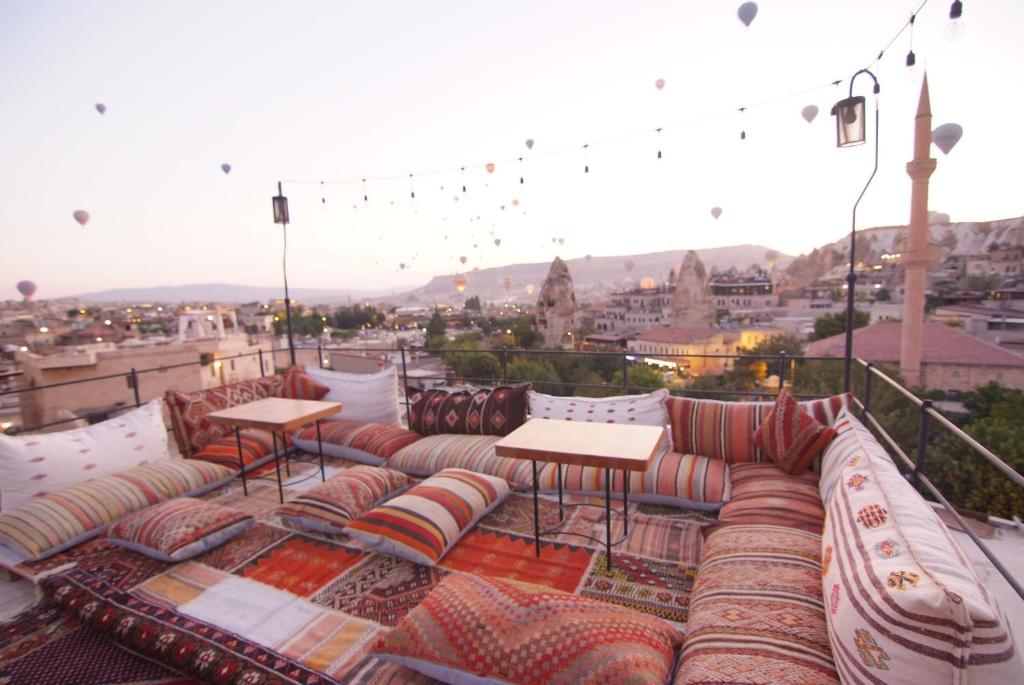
[627, 325, 783, 377]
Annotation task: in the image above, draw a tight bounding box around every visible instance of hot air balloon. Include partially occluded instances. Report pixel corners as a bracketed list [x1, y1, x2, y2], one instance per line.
[711, 207, 722, 220]
[221, 163, 231, 175]
[73, 210, 90, 226]
[624, 260, 635, 272]
[932, 123, 963, 155]
[737, 2, 758, 27]
[494, 238, 501, 247]
[95, 103, 107, 115]
[453, 275, 468, 293]
[526, 284, 535, 295]
[16, 281, 36, 300]
[801, 105, 818, 123]
[525, 139, 534, 150]
[500, 205, 505, 211]
[558, 238, 564, 245]
[485, 163, 496, 174]
[503, 277, 513, 292]
[551, 238, 557, 244]
[460, 256, 468, 265]
[640, 277, 656, 289]
[655, 78, 665, 90]
[512, 198, 519, 206]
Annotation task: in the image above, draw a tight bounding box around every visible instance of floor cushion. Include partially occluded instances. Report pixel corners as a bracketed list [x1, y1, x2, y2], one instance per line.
[275, 465, 411, 534]
[107, 497, 253, 561]
[713, 462, 826, 534]
[374, 572, 684, 685]
[345, 468, 509, 566]
[677, 524, 839, 684]
[0, 460, 235, 563]
[534, 449, 730, 510]
[0, 399, 170, 514]
[291, 420, 422, 465]
[821, 409, 1023, 683]
[387, 434, 535, 486]
[302, 364, 400, 426]
[666, 392, 850, 464]
[191, 428, 287, 469]
[753, 390, 836, 475]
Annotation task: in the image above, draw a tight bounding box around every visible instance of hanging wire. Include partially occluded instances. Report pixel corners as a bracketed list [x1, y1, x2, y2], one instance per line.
[869, 0, 930, 69]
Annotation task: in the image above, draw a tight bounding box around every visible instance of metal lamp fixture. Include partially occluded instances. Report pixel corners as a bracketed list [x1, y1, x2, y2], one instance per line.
[832, 69, 880, 393]
[271, 181, 297, 366]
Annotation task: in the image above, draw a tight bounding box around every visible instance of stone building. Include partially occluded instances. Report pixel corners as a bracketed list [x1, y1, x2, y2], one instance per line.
[536, 257, 577, 349]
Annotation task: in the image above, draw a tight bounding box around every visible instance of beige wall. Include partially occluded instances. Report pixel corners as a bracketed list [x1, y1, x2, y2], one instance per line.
[923, 363, 1024, 392]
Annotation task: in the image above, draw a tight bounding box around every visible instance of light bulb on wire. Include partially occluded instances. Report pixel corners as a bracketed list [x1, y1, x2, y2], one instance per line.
[905, 13, 919, 84]
[944, 1, 966, 41]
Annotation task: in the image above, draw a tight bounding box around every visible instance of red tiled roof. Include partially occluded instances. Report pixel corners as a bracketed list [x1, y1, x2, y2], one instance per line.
[806, 321, 1024, 367]
[635, 326, 735, 344]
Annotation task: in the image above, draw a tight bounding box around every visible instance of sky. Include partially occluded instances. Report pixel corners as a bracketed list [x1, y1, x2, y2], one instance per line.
[2, 0, 1023, 299]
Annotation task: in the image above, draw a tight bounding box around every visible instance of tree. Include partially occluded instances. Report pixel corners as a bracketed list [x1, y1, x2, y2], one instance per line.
[610, 364, 667, 394]
[464, 296, 482, 311]
[512, 316, 541, 349]
[507, 357, 563, 394]
[875, 288, 891, 301]
[809, 310, 870, 341]
[964, 274, 1001, 292]
[444, 350, 501, 383]
[426, 309, 446, 338]
[574, 371, 613, 397]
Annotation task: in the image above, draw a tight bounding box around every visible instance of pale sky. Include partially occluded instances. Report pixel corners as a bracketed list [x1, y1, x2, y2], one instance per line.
[2, 1, 1023, 299]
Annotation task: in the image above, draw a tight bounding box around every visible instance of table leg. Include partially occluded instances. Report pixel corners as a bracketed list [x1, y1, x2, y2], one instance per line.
[604, 467, 612, 571]
[532, 460, 541, 558]
[236, 428, 248, 496]
[283, 431, 291, 477]
[557, 463, 563, 520]
[272, 432, 284, 504]
[623, 469, 629, 536]
[316, 420, 326, 482]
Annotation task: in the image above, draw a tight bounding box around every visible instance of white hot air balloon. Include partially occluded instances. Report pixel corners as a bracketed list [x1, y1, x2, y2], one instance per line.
[932, 123, 963, 155]
[95, 103, 107, 115]
[73, 210, 90, 226]
[711, 207, 722, 220]
[737, 2, 758, 27]
[801, 105, 818, 124]
[525, 139, 534, 150]
[494, 238, 501, 247]
[221, 163, 232, 175]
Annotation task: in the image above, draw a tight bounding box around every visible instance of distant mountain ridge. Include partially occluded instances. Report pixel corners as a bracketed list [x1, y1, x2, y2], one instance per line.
[74, 283, 394, 304]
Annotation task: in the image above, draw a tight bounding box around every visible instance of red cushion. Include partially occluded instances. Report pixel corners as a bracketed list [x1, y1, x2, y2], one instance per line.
[276, 368, 330, 401]
[753, 391, 836, 475]
[294, 420, 422, 459]
[190, 428, 288, 468]
[714, 462, 825, 534]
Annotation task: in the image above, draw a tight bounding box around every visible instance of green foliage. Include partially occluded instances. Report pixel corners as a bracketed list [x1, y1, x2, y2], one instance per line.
[444, 350, 501, 383]
[609, 364, 667, 394]
[964, 274, 1002, 292]
[426, 309, 446, 338]
[464, 296, 482, 311]
[331, 305, 382, 329]
[809, 310, 870, 341]
[874, 288, 891, 301]
[574, 371, 612, 397]
[507, 357, 562, 394]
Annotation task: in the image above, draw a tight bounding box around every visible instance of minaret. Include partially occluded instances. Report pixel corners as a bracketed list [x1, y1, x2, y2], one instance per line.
[899, 75, 938, 386]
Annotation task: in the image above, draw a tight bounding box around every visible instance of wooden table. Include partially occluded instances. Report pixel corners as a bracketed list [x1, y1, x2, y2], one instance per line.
[207, 398, 342, 503]
[494, 419, 666, 570]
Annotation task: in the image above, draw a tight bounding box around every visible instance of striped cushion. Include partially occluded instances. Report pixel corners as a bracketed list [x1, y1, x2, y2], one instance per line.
[677, 524, 839, 684]
[817, 408, 886, 509]
[534, 449, 730, 510]
[822, 410, 1022, 683]
[388, 434, 536, 485]
[164, 376, 281, 457]
[275, 465, 410, 534]
[108, 497, 253, 561]
[345, 468, 510, 566]
[714, 462, 825, 534]
[666, 393, 850, 464]
[276, 367, 330, 401]
[0, 460, 235, 562]
[191, 428, 285, 469]
[754, 391, 836, 475]
[375, 572, 683, 685]
[292, 420, 422, 465]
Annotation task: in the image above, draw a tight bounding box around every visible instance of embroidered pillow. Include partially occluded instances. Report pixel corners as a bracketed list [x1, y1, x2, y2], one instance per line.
[0, 400, 170, 513]
[275, 466, 411, 534]
[409, 385, 529, 437]
[527, 388, 671, 451]
[275, 367, 330, 401]
[345, 468, 509, 566]
[373, 572, 683, 685]
[753, 391, 836, 475]
[107, 497, 253, 561]
[301, 364, 400, 426]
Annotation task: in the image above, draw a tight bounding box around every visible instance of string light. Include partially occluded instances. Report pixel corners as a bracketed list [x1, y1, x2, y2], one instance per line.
[362, 178, 368, 202]
[738, 107, 747, 141]
[945, 1, 965, 41]
[461, 167, 467, 193]
[518, 157, 524, 184]
[656, 128, 663, 159]
[906, 13, 917, 68]
[409, 173, 415, 199]
[320, 180, 326, 206]
[583, 144, 589, 173]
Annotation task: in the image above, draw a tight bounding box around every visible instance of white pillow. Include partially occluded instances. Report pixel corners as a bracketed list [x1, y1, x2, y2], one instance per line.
[0, 400, 170, 513]
[302, 364, 400, 426]
[527, 388, 671, 451]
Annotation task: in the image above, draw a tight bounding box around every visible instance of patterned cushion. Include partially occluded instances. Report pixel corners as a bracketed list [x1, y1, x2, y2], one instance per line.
[374, 572, 684, 685]
[0, 460, 235, 562]
[821, 410, 1022, 683]
[0, 400, 169, 514]
[164, 376, 280, 457]
[275, 465, 411, 534]
[676, 524, 839, 684]
[666, 392, 850, 464]
[292, 420, 422, 465]
[345, 468, 510, 566]
[408, 388, 470, 436]
[817, 408, 886, 508]
[191, 428, 286, 469]
[714, 462, 825, 534]
[108, 497, 253, 561]
[276, 367, 330, 401]
[754, 391, 836, 475]
[534, 449, 730, 510]
[409, 385, 529, 437]
[387, 434, 535, 485]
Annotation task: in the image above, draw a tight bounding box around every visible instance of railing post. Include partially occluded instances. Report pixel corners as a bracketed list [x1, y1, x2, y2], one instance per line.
[258, 349, 265, 377]
[913, 399, 933, 486]
[777, 352, 787, 393]
[863, 362, 874, 414]
[129, 368, 141, 407]
[501, 349, 509, 384]
[621, 353, 629, 393]
[318, 345, 324, 368]
[399, 343, 411, 428]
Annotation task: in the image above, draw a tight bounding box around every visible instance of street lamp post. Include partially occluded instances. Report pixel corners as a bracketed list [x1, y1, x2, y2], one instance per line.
[832, 69, 880, 393]
[272, 182, 297, 367]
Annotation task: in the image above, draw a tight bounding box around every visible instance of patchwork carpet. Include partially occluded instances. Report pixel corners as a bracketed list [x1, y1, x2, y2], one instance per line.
[2, 456, 710, 684]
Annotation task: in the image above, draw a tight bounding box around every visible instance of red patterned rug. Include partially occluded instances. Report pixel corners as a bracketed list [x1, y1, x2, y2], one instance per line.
[236, 535, 365, 596]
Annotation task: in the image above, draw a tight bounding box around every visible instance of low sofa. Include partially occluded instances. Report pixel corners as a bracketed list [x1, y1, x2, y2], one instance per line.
[675, 406, 1022, 684]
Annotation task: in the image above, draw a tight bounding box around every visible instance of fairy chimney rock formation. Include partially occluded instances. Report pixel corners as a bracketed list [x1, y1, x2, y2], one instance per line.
[536, 257, 577, 349]
[671, 251, 715, 327]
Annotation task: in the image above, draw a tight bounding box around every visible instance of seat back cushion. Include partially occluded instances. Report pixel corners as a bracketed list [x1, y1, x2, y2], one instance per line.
[292, 420, 422, 465]
[387, 434, 534, 486]
[0, 460, 235, 563]
[274, 367, 330, 401]
[302, 364, 400, 426]
[164, 376, 280, 457]
[409, 385, 529, 437]
[666, 392, 850, 464]
[528, 388, 672, 451]
[0, 400, 170, 514]
[753, 390, 837, 475]
[821, 409, 1022, 683]
[714, 462, 825, 534]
